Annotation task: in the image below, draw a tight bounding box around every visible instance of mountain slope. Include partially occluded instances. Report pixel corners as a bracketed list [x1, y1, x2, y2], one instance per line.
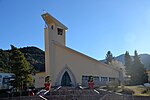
[19, 46, 45, 72]
[113, 54, 150, 70]
[139, 54, 150, 70]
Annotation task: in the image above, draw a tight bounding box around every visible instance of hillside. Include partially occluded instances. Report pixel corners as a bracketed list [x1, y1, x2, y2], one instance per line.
[101, 54, 150, 70]
[0, 46, 45, 72]
[19, 47, 45, 72]
[139, 54, 150, 69]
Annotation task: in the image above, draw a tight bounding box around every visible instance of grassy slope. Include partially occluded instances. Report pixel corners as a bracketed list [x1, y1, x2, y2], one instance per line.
[124, 86, 150, 96]
[100, 85, 150, 96]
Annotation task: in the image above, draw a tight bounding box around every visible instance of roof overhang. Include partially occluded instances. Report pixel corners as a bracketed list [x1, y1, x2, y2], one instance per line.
[41, 13, 68, 30]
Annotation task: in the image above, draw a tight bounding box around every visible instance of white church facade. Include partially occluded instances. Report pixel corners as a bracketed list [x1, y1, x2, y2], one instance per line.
[34, 13, 123, 88]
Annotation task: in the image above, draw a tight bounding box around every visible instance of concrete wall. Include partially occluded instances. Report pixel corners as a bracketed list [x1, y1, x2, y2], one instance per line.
[52, 42, 119, 86]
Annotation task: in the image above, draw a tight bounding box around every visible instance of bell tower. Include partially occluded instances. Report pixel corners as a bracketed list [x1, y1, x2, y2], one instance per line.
[41, 13, 68, 85]
[42, 13, 68, 46]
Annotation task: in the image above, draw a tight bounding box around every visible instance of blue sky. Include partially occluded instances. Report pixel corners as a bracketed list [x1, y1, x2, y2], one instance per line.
[0, 0, 150, 60]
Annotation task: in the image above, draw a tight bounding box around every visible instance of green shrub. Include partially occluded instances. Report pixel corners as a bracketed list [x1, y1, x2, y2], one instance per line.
[106, 80, 119, 92]
[122, 88, 134, 95]
[141, 89, 147, 94]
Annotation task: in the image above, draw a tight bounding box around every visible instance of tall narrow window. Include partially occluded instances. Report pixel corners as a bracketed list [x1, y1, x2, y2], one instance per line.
[57, 28, 63, 35]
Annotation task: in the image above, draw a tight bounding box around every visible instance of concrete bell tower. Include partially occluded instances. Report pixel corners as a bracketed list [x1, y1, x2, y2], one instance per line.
[41, 13, 68, 85]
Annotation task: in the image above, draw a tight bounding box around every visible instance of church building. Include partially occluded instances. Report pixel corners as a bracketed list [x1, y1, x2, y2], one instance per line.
[34, 12, 122, 88]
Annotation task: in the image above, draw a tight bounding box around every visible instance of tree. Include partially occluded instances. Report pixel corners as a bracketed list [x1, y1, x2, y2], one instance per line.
[106, 51, 113, 64]
[131, 50, 148, 85]
[0, 49, 10, 72]
[9, 45, 32, 90]
[0, 49, 5, 71]
[124, 51, 148, 85]
[124, 51, 132, 76]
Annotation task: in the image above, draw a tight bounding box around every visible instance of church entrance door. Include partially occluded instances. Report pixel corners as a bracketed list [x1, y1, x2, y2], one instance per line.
[61, 71, 72, 86]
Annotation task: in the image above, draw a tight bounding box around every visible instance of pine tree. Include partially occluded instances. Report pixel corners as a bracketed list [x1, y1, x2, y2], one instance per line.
[106, 51, 113, 64]
[10, 45, 32, 90]
[131, 50, 148, 85]
[0, 49, 10, 72]
[0, 49, 5, 71]
[124, 51, 132, 76]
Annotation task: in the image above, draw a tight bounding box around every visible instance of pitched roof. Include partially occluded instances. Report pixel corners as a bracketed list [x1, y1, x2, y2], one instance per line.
[41, 13, 68, 30]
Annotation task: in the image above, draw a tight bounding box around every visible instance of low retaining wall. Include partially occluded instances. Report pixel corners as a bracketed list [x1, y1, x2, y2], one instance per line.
[1, 95, 150, 100]
[0, 95, 101, 100]
[102, 94, 150, 100]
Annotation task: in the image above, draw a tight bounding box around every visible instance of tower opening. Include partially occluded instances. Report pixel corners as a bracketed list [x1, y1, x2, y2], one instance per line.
[57, 28, 63, 35]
